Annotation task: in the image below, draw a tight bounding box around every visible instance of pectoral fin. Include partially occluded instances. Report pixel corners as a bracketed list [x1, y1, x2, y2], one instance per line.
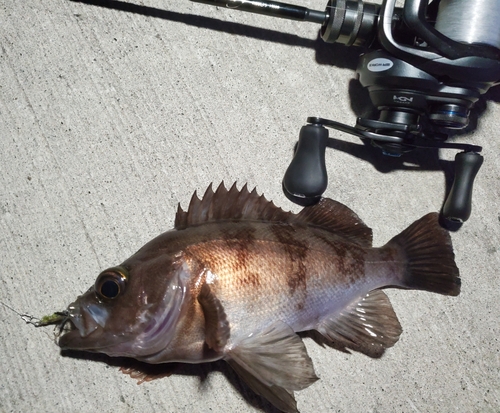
[197, 283, 230, 352]
[227, 359, 298, 413]
[317, 290, 402, 358]
[226, 320, 318, 411]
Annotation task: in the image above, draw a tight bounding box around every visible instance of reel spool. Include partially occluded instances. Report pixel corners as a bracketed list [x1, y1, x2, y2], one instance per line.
[435, 0, 500, 49]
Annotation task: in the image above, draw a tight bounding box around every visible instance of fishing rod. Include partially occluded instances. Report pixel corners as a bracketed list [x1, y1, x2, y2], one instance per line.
[191, 0, 500, 223]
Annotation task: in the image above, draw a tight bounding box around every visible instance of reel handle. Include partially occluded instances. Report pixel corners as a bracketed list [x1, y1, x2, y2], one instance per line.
[282, 124, 328, 206]
[442, 151, 484, 223]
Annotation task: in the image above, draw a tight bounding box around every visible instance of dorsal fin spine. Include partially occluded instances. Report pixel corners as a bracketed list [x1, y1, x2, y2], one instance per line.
[174, 182, 293, 230]
[173, 183, 372, 247]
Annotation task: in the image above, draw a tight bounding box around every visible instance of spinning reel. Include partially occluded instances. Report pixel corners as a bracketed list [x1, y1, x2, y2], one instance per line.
[192, 0, 500, 222]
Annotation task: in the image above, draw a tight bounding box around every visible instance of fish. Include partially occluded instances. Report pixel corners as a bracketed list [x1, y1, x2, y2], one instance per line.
[56, 182, 460, 412]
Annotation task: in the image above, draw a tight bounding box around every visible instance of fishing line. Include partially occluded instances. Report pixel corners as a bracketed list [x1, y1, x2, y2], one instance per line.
[1, 301, 70, 343]
[0, 301, 41, 326]
[435, 0, 500, 48]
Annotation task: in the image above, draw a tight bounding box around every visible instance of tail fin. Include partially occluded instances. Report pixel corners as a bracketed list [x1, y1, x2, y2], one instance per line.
[386, 213, 460, 296]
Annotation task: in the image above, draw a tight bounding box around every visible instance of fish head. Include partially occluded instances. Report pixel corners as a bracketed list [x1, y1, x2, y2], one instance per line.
[58, 253, 191, 359]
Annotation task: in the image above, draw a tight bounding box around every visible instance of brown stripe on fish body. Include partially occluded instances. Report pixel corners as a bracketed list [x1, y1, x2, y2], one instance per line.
[218, 223, 261, 288]
[305, 230, 368, 286]
[183, 222, 263, 291]
[219, 223, 257, 267]
[235, 270, 261, 288]
[269, 223, 309, 296]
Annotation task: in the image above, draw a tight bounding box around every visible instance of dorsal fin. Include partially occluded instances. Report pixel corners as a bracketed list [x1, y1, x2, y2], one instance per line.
[294, 198, 372, 247]
[174, 182, 294, 230]
[174, 183, 372, 247]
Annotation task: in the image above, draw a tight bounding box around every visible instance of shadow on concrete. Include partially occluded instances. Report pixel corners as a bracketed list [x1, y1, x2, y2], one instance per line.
[61, 349, 285, 413]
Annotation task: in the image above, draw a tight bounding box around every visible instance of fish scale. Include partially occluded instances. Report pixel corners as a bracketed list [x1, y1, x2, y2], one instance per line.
[182, 222, 372, 337]
[52, 182, 460, 413]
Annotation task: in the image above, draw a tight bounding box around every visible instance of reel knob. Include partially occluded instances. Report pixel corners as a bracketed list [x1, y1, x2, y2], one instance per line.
[282, 123, 328, 206]
[442, 151, 484, 223]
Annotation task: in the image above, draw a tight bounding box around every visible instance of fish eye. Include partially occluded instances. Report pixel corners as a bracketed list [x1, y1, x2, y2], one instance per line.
[95, 267, 128, 300]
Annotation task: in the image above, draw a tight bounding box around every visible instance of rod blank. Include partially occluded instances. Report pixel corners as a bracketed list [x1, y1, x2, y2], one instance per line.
[190, 0, 327, 24]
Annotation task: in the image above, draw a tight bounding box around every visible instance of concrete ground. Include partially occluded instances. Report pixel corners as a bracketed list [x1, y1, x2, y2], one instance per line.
[1, 0, 499, 412]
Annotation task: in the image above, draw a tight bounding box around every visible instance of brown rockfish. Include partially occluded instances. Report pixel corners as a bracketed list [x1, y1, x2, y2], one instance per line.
[57, 183, 460, 412]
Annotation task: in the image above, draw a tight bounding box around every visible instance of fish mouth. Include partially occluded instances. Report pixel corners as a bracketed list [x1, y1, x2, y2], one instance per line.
[57, 298, 141, 356]
[58, 316, 131, 352]
[58, 315, 104, 351]
[57, 302, 118, 351]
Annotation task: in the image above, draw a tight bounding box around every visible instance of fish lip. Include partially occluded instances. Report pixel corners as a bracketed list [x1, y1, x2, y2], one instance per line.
[58, 319, 119, 351]
[58, 318, 96, 350]
[58, 323, 85, 349]
[57, 302, 110, 351]
[58, 300, 134, 353]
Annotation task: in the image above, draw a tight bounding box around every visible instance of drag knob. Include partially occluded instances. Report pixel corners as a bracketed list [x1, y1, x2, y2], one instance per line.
[283, 123, 328, 206]
[442, 151, 484, 223]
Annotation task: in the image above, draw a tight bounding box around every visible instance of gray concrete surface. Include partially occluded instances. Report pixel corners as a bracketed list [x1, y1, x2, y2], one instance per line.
[1, 0, 499, 412]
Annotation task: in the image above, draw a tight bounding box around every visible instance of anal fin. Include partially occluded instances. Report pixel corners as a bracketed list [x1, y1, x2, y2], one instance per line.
[317, 290, 402, 358]
[197, 283, 230, 352]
